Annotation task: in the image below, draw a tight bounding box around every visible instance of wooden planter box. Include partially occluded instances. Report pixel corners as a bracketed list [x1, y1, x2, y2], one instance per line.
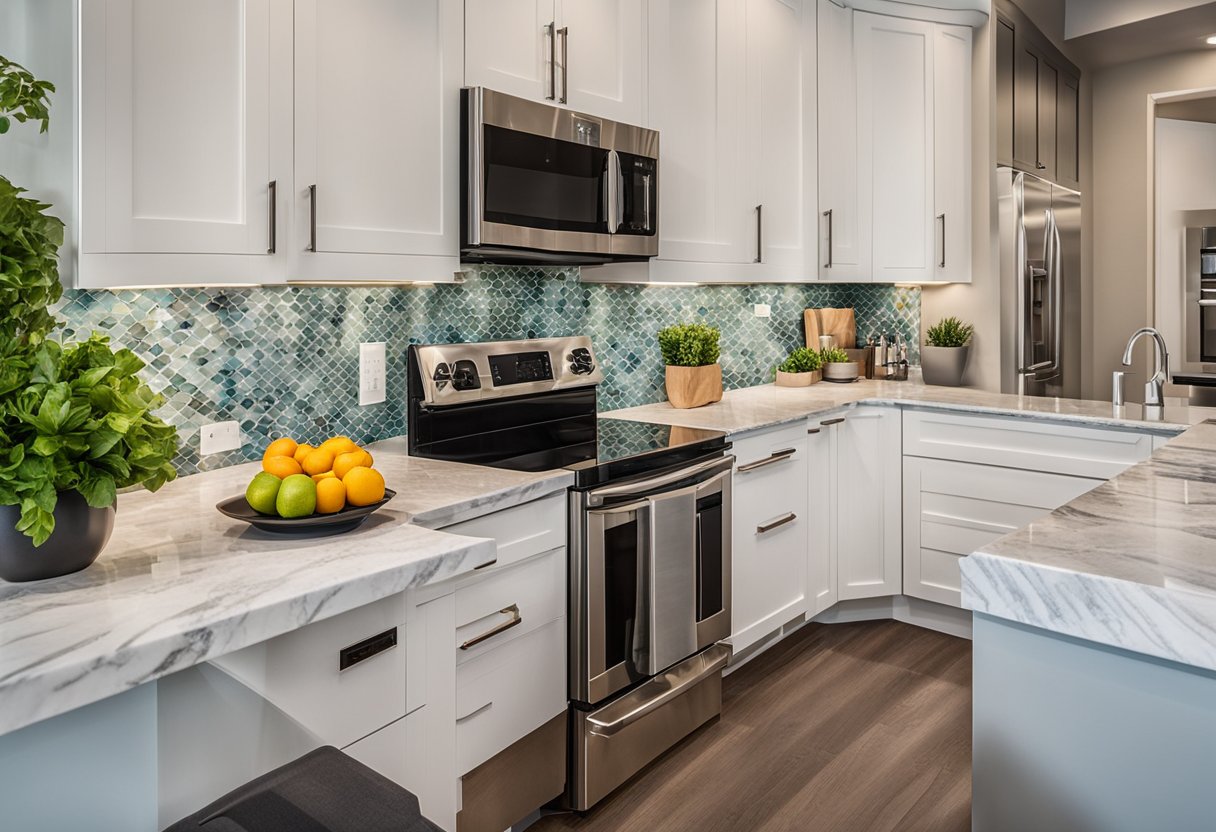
[665, 364, 724, 409]
[775, 370, 821, 388]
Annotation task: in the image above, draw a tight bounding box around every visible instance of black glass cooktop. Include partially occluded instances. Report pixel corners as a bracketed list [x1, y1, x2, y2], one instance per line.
[565, 418, 728, 486]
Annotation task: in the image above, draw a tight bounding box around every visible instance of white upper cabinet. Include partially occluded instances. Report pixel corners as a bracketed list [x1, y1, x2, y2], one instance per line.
[647, 0, 749, 266]
[932, 23, 972, 283]
[293, 0, 463, 279]
[857, 13, 934, 282]
[816, 0, 870, 281]
[80, 0, 290, 285]
[464, 0, 645, 125]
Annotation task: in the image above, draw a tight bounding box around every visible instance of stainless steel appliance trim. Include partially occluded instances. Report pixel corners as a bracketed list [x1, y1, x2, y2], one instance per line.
[459, 604, 523, 650]
[736, 447, 796, 474]
[307, 184, 317, 252]
[607, 150, 620, 234]
[557, 26, 569, 103]
[546, 22, 557, 100]
[585, 642, 731, 737]
[475, 88, 659, 156]
[823, 209, 833, 268]
[757, 512, 797, 535]
[696, 470, 732, 650]
[586, 456, 735, 506]
[645, 483, 699, 674]
[475, 220, 657, 258]
[267, 180, 277, 254]
[467, 88, 484, 246]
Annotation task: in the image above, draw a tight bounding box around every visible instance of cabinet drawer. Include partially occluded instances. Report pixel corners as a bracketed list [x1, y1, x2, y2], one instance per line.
[444, 492, 566, 574]
[454, 547, 565, 665]
[456, 617, 567, 775]
[210, 593, 410, 749]
[903, 410, 1153, 479]
[903, 456, 1102, 607]
[732, 423, 810, 527]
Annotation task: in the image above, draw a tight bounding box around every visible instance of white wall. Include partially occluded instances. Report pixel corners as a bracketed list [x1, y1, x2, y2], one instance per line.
[1153, 118, 1216, 381]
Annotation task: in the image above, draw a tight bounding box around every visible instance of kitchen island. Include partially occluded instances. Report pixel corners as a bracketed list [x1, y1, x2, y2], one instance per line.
[0, 438, 572, 831]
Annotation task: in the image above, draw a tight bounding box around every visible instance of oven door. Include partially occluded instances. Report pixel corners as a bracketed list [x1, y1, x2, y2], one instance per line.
[576, 456, 732, 706]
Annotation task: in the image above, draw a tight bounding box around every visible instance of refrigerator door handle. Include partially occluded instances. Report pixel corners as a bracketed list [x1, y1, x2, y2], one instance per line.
[1049, 210, 1063, 378]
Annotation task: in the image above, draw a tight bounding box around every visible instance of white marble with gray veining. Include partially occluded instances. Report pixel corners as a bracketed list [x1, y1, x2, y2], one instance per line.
[0, 438, 572, 736]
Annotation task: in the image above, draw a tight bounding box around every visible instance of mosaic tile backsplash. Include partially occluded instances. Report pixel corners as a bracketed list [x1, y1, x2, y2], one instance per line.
[53, 268, 919, 474]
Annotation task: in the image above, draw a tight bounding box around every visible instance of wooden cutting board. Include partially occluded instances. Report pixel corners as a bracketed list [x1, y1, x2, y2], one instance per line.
[804, 308, 857, 350]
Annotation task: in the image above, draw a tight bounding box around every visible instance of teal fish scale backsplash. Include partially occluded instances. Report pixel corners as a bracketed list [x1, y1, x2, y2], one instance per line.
[53, 267, 919, 474]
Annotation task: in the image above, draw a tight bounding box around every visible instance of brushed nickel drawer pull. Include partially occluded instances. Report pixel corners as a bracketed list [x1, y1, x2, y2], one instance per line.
[459, 604, 522, 650]
[820, 417, 845, 427]
[737, 447, 796, 473]
[457, 701, 494, 723]
[807, 428, 820, 435]
[757, 513, 797, 535]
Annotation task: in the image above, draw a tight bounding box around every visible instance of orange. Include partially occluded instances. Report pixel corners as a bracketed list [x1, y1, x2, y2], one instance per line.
[301, 447, 335, 476]
[315, 478, 347, 514]
[292, 443, 315, 464]
[320, 436, 359, 457]
[263, 437, 298, 461]
[333, 450, 374, 480]
[343, 466, 386, 506]
[262, 455, 302, 478]
[311, 471, 337, 483]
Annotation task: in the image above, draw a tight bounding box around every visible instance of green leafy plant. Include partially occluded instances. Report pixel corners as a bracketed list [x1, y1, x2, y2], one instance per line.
[926, 317, 974, 348]
[777, 347, 823, 374]
[658, 323, 721, 367]
[820, 346, 851, 364]
[0, 54, 178, 545]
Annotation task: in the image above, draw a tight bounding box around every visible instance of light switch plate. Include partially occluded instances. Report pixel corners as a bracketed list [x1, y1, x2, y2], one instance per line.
[754, 303, 772, 318]
[200, 421, 242, 455]
[360, 342, 387, 406]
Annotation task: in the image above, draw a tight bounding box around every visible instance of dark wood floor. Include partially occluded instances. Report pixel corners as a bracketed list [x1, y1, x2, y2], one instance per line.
[535, 620, 971, 832]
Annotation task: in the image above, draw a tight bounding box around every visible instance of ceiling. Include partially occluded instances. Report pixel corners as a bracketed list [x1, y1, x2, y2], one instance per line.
[1063, 1, 1216, 69]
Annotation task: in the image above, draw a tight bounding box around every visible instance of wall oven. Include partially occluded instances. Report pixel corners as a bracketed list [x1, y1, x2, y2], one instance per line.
[1184, 227, 1216, 374]
[569, 454, 732, 810]
[461, 87, 659, 264]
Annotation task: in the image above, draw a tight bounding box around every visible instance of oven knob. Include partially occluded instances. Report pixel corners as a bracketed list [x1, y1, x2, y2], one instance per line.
[451, 360, 481, 392]
[569, 348, 596, 376]
[432, 362, 451, 389]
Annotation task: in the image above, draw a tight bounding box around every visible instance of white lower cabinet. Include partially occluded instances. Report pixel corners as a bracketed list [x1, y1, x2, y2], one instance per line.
[730, 422, 810, 652]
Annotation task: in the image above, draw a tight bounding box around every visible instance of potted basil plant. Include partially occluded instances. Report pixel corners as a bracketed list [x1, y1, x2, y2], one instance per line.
[0, 55, 179, 582]
[658, 323, 723, 409]
[775, 347, 823, 388]
[921, 316, 974, 387]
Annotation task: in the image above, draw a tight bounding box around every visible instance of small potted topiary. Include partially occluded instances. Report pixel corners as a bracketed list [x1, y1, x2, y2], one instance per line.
[658, 323, 723, 409]
[821, 346, 859, 383]
[922, 316, 974, 387]
[775, 347, 823, 388]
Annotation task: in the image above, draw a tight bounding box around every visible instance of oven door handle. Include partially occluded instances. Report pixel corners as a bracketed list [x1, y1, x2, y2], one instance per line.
[586, 456, 734, 506]
[585, 642, 731, 737]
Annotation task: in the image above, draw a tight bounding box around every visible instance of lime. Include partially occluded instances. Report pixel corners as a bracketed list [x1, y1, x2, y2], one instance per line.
[276, 474, 318, 519]
[245, 472, 282, 516]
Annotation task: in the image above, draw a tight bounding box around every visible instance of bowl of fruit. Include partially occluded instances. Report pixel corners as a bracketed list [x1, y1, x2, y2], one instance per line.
[216, 436, 395, 534]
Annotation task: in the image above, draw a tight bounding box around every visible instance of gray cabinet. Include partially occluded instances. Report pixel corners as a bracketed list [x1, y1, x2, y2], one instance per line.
[995, 0, 1080, 190]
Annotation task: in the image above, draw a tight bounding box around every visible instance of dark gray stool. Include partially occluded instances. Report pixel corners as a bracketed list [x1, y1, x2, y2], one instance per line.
[165, 746, 444, 832]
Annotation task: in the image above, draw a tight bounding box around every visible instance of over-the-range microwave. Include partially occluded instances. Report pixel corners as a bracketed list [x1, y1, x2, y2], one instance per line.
[461, 87, 659, 265]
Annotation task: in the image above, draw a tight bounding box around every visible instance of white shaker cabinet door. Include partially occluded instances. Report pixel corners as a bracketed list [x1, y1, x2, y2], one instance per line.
[835, 407, 902, 600]
[805, 419, 836, 616]
[294, 0, 462, 269]
[557, 0, 646, 125]
[81, 0, 285, 259]
[856, 11, 934, 283]
[816, 0, 870, 281]
[649, 0, 750, 265]
[932, 23, 973, 283]
[465, 0, 558, 104]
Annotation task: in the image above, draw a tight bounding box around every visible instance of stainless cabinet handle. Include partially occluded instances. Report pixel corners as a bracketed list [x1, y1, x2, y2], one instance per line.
[307, 184, 317, 252]
[820, 417, 845, 426]
[807, 428, 820, 435]
[823, 209, 834, 268]
[755, 204, 763, 263]
[557, 26, 569, 103]
[737, 447, 796, 473]
[587, 643, 730, 736]
[459, 604, 522, 650]
[757, 512, 797, 535]
[545, 22, 556, 100]
[1199, 300, 1216, 307]
[937, 212, 945, 269]
[456, 701, 494, 723]
[267, 180, 277, 254]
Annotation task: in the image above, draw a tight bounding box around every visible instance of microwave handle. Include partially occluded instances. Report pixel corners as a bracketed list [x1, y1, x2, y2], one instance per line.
[606, 150, 621, 234]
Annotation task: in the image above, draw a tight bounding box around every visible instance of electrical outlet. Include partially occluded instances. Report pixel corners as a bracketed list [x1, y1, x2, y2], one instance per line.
[200, 421, 242, 455]
[754, 303, 772, 318]
[360, 342, 387, 406]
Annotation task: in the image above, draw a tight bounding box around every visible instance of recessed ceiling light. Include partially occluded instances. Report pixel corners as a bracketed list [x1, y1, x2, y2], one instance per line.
[1205, 34, 1216, 45]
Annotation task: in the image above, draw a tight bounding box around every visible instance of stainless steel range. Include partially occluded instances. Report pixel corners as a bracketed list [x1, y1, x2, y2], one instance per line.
[407, 337, 733, 812]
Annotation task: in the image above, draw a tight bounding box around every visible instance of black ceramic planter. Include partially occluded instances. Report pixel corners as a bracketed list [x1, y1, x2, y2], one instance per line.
[0, 490, 116, 582]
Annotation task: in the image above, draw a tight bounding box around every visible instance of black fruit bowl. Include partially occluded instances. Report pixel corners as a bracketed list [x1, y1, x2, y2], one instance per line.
[216, 489, 397, 535]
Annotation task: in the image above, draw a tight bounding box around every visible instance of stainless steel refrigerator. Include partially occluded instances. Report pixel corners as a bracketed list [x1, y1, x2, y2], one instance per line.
[998, 167, 1082, 399]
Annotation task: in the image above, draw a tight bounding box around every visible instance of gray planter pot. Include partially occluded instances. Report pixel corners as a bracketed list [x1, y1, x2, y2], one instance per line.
[921, 345, 970, 387]
[0, 490, 116, 583]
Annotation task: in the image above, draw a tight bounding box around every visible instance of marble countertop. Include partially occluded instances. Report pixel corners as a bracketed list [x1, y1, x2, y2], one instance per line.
[605, 376, 1209, 437]
[0, 438, 572, 736]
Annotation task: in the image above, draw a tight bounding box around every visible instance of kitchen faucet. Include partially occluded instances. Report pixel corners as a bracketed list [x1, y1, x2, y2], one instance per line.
[1120, 327, 1169, 407]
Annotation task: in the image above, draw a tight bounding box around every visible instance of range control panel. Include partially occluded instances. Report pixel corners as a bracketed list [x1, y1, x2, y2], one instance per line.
[412, 336, 603, 406]
[490, 351, 554, 386]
